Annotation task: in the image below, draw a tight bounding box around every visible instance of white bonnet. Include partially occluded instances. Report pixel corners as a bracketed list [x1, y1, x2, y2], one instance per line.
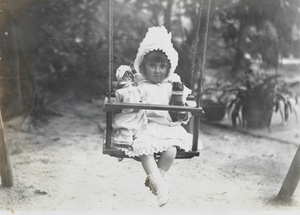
[116, 65, 133, 81]
[133, 26, 178, 78]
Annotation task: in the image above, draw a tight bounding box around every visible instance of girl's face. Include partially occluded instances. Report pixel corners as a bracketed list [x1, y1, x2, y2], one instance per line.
[144, 61, 168, 83]
[141, 51, 170, 83]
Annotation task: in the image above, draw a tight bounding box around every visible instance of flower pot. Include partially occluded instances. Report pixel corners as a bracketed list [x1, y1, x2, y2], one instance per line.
[241, 85, 274, 129]
[201, 100, 227, 121]
[243, 108, 273, 129]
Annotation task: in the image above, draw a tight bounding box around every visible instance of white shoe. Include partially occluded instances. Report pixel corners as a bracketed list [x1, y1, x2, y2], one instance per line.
[147, 172, 169, 207]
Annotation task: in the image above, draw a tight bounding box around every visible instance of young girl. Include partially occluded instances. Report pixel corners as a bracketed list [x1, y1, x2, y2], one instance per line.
[119, 26, 201, 206]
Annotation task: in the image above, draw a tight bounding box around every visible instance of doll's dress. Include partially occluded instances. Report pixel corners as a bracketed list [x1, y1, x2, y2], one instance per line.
[111, 84, 147, 150]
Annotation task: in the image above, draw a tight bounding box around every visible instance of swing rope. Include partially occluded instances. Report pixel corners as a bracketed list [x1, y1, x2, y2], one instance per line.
[108, 0, 114, 101]
[190, 0, 203, 90]
[196, 0, 212, 108]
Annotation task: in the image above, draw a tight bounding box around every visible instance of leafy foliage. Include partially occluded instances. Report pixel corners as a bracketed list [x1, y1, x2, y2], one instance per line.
[0, 0, 299, 125]
[210, 0, 300, 78]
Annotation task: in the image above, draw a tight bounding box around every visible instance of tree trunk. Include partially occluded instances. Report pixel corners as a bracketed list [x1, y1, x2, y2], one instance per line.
[0, 108, 14, 187]
[164, 0, 173, 31]
[7, 0, 24, 110]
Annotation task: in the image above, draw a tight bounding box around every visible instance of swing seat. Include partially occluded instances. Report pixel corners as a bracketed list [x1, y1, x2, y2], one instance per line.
[103, 147, 201, 160]
[102, 96, 204, 160]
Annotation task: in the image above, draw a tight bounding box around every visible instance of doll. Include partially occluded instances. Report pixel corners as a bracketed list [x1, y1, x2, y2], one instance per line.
[111, 65, 147, 150]
[169, 82, 188, 122]
[113, 65, 135, 92]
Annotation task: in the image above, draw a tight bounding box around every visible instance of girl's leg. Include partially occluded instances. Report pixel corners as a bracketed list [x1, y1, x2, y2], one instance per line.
[140, 154, 159, 175]
[140, 154, 168, 207]
[157, 146, 177, 172]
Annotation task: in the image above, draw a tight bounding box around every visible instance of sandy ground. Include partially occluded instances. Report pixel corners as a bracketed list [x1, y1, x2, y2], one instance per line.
[0, 98, 300, 215]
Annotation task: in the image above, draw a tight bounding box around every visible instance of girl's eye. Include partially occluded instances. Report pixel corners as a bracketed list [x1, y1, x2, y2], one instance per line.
[160, 64, 167, 69]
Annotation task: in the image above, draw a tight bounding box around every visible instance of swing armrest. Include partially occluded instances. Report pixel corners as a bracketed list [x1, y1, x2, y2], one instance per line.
[103, 97, 204, 116]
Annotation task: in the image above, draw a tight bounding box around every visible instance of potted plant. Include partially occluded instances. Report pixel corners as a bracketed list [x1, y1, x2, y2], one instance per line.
[228, 72, 298, 129]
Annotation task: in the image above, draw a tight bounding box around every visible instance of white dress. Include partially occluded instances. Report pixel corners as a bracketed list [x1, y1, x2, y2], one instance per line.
[120, 80, 202, 157]
[111, 85, 147, 149]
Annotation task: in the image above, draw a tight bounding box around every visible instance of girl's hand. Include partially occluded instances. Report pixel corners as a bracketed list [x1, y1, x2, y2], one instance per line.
[176, 111, 188, 121]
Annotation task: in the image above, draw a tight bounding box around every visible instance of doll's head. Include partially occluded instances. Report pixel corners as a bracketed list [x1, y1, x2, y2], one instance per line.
[172, 81, 184, 93]
[113, 65, 134, 90]
[116, 65, 134, 83]
[121, 71, 134, 82]
[139, 50, 171, 83]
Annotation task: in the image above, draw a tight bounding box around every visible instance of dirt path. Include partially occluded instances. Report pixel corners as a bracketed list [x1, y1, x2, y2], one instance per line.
[0, 99, 299, 214]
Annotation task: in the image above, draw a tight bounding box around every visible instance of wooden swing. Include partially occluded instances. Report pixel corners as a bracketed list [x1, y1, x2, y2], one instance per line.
[102, 0, 211, 160]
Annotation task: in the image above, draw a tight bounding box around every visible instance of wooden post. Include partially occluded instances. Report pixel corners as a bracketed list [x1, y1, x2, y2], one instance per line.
[105, 112, 113, 150]
[192, 116, 200, 152]
[0, 108, 14, 187]
[276, 145, 300, 201]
